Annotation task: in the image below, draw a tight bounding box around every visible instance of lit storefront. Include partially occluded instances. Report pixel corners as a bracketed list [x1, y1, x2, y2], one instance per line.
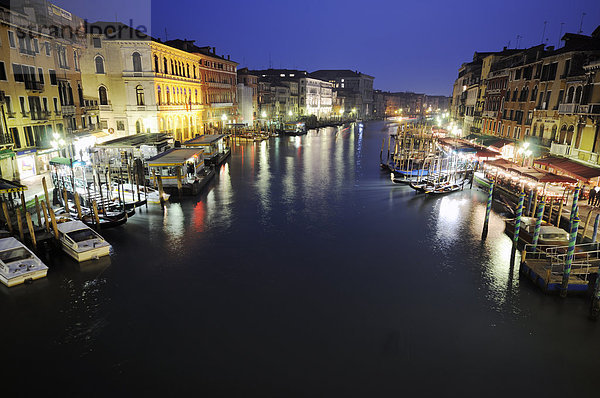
[16, 149, 37, 179]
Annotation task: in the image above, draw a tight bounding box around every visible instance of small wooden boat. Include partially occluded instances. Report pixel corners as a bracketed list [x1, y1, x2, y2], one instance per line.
[0, 237, 48, 287]
[56, 206, 129, 229]
[56, 220, 111, 262]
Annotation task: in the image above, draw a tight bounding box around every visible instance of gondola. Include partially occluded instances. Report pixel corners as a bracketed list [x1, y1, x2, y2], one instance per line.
[55, 206, 130, 229]
[424, 183, 463, 195]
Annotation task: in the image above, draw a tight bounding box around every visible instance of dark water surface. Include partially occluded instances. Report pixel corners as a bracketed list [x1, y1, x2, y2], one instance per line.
[4, 121, 600, 396]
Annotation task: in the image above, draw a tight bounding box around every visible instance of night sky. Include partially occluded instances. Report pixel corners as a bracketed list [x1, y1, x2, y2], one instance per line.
[56, 0, 600, 96]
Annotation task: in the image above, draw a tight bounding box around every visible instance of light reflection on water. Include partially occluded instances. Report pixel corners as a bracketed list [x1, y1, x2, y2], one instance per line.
[3, 121, 600, 395]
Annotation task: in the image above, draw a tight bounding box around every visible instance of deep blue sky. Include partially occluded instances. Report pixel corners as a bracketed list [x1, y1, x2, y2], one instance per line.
[56, 0, 600, 96]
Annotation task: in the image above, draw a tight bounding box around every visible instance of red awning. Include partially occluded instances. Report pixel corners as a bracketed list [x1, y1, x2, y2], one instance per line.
[534, 156, 600, 182]
[475, 149, 500, 158]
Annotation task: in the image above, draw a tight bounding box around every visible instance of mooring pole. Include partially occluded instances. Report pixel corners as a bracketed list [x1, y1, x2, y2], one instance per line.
[35, 195, 41, 227]
[513, 192, 526, 246]
[593, 214, 600, 243]
[560, 216, 580, 298]
[2, 201, 11, 234]
[482, 182, 494, 239]
[42, 176, 49, 204]
[40, 200, 50, 232]
[582, 209, 593, 243]
[526, 189, 534, 216]
[15, 208, 24, 242]
[25, 212, 36, 251]
[530, 201, 546, 252]
[557, 194, 565, 227]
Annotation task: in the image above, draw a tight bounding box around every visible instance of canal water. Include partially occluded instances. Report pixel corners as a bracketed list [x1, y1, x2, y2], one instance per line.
[3, 121, 600, 396]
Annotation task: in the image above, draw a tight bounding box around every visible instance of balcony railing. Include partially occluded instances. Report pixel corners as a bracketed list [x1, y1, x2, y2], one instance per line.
[550, 142, 571, 156]
[572, 148, 600, 166]
[550, 142, 600, 167]
[61, 105, 76, 115]
[558, 103, 579, 114]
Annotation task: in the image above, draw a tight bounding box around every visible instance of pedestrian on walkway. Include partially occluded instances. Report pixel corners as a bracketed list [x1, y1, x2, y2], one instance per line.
[589, 186, 596, 205]
[595, 186, 600, 207]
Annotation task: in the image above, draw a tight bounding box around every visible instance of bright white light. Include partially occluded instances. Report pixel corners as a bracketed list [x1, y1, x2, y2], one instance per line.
[261, 111, 267, 118]
[53, 132, 59, 140]
[339, 109, 344, 115]
[288, 110, 292, 116]
[221, 114, 227, 121]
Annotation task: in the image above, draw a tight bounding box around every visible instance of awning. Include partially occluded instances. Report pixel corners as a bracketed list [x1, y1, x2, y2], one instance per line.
[534, 156, 600, 182]
[49, 157, 73, 166]
[0, 178, 26, 194]
[475, 149, 500, 158]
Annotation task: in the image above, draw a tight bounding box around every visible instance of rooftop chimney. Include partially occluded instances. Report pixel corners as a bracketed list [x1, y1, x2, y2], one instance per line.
[213, 47, 216, 54]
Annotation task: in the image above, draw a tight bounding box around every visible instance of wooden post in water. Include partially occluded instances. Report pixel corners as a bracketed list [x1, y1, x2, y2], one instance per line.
[2, 201, 12, 234]
[42, 176, 49, 204]
[40, 200, 50, 232]
[25, 212, 36, 250]
[74, 192, 83, 220]
[593, 214, 600, 243]
[547, 198, 554, 224]
[531, 190, 539, 217]
[482, 182, 494, 239]
[20, 191, 26, 213]
[155, 171, 165, 209]
[15, 208, 24, 241]
[176, 166, 183, 200]
[48, 207, 59, 240]
[557, 194, 565, 227]
[35, 196, 41, 227]
[561, 216, 580, 298]
[582, 209, 594, 243]
[62, 189, 69, 213]
[531, 201, 546, 252]
[92, 200, 101, 230]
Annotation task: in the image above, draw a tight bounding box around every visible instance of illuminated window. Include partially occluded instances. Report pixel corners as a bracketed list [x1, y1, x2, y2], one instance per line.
[136, 85, 145, 106]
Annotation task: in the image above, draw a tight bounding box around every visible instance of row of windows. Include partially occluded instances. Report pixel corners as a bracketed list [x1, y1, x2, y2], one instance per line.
[4, 30, 79, 70]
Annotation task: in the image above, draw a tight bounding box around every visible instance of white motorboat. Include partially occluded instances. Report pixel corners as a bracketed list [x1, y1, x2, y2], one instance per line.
[56, 220, 111, 262]
[0, 237, 48, 287]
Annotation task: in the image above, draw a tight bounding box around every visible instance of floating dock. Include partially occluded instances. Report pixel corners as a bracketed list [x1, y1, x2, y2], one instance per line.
[520, 243, 600, 294]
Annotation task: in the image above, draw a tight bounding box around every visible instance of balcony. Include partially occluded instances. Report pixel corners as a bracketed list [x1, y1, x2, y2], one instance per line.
[208, 82, 232, 89]
[19, 47, 36, 56]
[579, 104, 600, 115]
[550, 142, 600, 167]
[558, 103, 579, 114]
[99, 104, 113, 111]
[572, 148, 600, 166]
[209, 102, 233, 108]
[550, 142, 571, 157]
[61, 105, 76, 115]
[157, 104, 203, 112]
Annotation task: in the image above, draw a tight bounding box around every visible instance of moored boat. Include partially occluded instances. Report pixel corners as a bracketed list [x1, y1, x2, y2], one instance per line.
[0, 237, 48, 287]
[504, 217, 570, 246]
[56, 220, 111, 262]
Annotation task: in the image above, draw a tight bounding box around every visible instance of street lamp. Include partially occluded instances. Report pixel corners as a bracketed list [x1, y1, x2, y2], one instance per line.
[221, 113, 227, 134]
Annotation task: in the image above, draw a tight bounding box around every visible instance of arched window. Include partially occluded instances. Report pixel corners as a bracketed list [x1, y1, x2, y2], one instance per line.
[566, 125, 575, 145]
[163, 57, 168, 74]
[566, 86, 574, 103]
[195, 89, 198, 104]
[551, 125, 557, 142]
[539, 123, 545, 138]
[154, 55, 159, 72]
[136, 85, 145, 106]
[132, 52, 142, 72]
[95, 56, 105, 74]
[136, 120, 142, 134]
[193, 65, 197, 79]
[157, 85, 161, 106]
[575, 86, 582, 104]
[171, 60, 174, 75]
[532, 123, 537, 137]
[166, 86, 170, 104]
[98, 86, 108, 105]
[186, 64, 190, 77]
[521, 86, 529, 102]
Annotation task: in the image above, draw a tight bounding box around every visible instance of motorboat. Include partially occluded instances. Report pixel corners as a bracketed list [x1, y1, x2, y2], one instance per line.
[505, 217, 570, 246]
[56, 220, 111, 262]
[0, 237, 48, 287]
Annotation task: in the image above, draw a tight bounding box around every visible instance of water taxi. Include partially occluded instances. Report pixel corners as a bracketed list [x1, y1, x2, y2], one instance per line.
[56, 220, 111, 262]
[505, 217, 570, 246]
[0, 237, 48, 287]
